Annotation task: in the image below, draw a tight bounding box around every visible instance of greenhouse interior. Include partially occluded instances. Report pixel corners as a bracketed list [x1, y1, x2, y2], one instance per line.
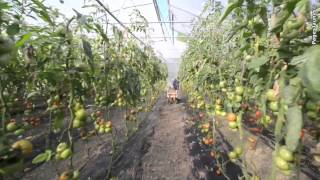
[0, 0, 319, 179]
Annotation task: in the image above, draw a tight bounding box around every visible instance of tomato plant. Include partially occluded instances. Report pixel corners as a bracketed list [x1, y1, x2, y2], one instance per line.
[0, 0, 167, 178]
[179, 0, 320, 179]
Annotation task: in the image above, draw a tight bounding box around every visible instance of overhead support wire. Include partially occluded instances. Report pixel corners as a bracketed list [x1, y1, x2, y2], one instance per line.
[152, 0, 167, 41]
[94, 0, 147, 47]
[111, 3, 153, 13]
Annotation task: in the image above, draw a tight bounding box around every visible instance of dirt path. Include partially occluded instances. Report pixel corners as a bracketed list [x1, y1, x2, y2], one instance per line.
[140, 100, 194, 180]
[111, 96, 195, 180]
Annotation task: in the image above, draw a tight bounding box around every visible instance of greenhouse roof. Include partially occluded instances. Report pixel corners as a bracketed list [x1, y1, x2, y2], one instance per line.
[41, 0, 229, 62]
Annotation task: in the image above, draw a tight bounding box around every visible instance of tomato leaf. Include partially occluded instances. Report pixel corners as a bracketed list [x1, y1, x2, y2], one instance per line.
[299, 46, 320, 100]
[32, 150, 52, 164]
[6, 23, 20, 36]
[15, 33, 32, 48]
[285, 105, 303, 152]
[247, 55, 268, 69]
[219, 0, 244, 24]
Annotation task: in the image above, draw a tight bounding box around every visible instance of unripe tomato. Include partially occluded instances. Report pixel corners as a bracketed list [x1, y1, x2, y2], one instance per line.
[56, 142, 68, 153]
[75, 109, 87, 121]
[266, 89, 277, 101]
[278, 146, 294, 162]
[72, 119, 82, 128]
[235, 86, 244, 95]
[275, 156, 290, 171]
[228, 121, 238, 129]
[235, 95, 242, 103]
[60, 148, 72, 160]
[269, 101, 279, 111]
[228, 151, 238, 159]
[234, 146, 243, 156]
[6, 122, 17, 132]
[14, 129, 25, 136]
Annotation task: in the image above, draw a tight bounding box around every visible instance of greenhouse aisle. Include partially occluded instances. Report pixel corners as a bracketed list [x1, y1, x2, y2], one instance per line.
[110, 96, 196, 180]
[139, 99, 194, 180]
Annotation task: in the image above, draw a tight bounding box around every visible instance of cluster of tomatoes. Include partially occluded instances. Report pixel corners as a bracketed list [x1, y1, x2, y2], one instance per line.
[275, 146, 295, 175]
[227, 146, 243, 162]
[72, 103, 88, 129]
[91, 110, 112, 134]
[55, 142, 72, 160]
[6, 119, 26, 136]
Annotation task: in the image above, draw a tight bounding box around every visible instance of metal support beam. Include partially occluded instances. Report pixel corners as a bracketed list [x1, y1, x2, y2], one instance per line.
[152, 0, 167, 41]
[94, 0, 147, 47]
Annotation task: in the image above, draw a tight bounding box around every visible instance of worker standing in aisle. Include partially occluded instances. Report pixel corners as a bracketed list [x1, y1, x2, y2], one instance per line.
[173, 78, 179, 90]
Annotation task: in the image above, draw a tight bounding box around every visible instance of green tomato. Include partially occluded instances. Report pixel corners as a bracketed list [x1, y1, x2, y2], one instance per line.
[6, 122, 17, 132]
[278, 146, 294, 162]
[235, 95, 242, 103]
[56, 142, 68, 153]
[275, 156, 290, 171]
[228, 151, 238, 159]
[73, 170, 80, 179]
[228, 121, 238, 129]
[60, 148, 72, 160]
[75, 109, 87, 121]
[14, 129, 25, 136]
[234, 147, 243, 156]
[266, 89, 277, 101]
[104, 127, 112, 133]
[235, 86, 244, 95]
[72, 119, 83, 128]
[74, 103, 83, 111]
[269, 101, 279, 111]
[98, 127, 105, 134]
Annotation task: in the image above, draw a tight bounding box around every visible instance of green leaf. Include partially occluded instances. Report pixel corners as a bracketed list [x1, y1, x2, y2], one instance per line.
[31, 0, 54, 25]
[289, 53, 307, 65]
[285, 105, 303, 152]
[32, 150, 52, 164]
[6, 23, 20, 36]
[283, 78, 301, 106]
[15, 33, 32, 48]
[247, 55, 269, 69]
[300, 46, 320, 100]
[219, 0, 244, 24]
[270, 0, 300, 32]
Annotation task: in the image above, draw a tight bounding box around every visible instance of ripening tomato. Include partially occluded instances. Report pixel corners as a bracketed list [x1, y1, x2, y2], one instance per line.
[255, 110, 263, 119]
[226, 113, 237, 122]
[11, 139, 33, 155]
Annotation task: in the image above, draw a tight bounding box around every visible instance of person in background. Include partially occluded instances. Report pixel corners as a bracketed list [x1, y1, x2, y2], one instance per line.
[173, 78, 179, 90]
